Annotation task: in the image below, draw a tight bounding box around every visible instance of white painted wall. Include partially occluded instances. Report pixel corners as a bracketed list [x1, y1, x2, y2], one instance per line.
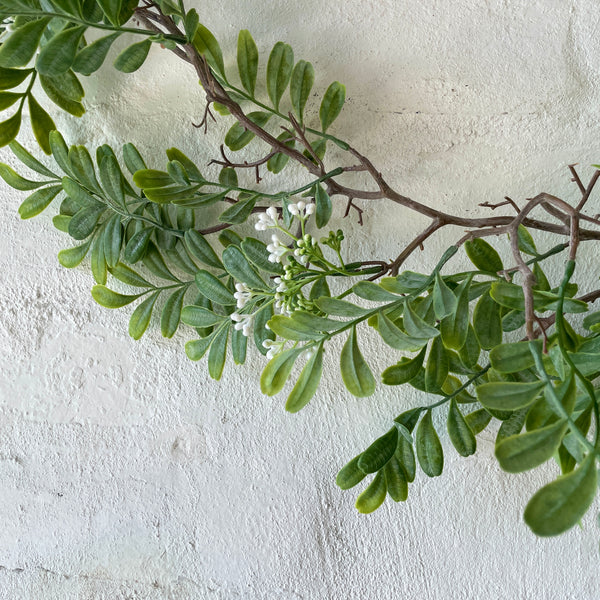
[1, 1, 600, 598]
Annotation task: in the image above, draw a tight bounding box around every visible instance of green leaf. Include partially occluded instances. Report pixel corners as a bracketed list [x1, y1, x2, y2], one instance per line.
[458, 324, 480, 369]
[384, 456, 409, 502]
[0, 91, 21, 111]
[208, 325, 228, 380]
[68, 205, 104, 239]
[314, 185, 332, 229]
[440, 276, 471, 350]
[166, 147, 203, 182]
[185, 332, 216, 361]
[353, 281, 399, 302]
[416, 410, 444, 477]
[102, 213, 122, 268]
[124, 227, 153, 263]
[58, 239, 91, 267]
[34, 88, 65, 131]
[128, 291, 159, 340]
[184, 230, 223, 270]
[36, 26, 86, 77]
[9, 140, 57, 178]
[224, 111, 271, 151]
[192, 24, 225, 77]
[517, 225, 537, 256]
[378, 311, 429, 351]
[143, 242, 179, 281]
[90, 229, 107, 284]
[237, 29, 258, 96]
[114, 39, 152, 73]
[358, 427, 398, 474]
[0, 110, 21, 147]
[355, 471, 387, 514]
[122, 142, 146, 174]
[267, 131, 295, 174]
[290, 59, 314, 124]
[473, 292, 502, 350]
[99, 154, 125, 207]
[133, 169, 172, 189]
[495, 419, 568, 473]
[254, 302, 274, 355]
[425, 336, 449, 392]
[240, 237, 284, 275]
[0, 18, 51, 68]
[219, 194, 257, 224]
[489, 341, 535, 373]
[464, 238, 503, 272]
[18, 184, 62, 219]
[222, 244, 265, 289]
[524, 453, 597, 536]
[403, 302, 440, 339]
[267, 314, 319, 341]
[336, 455, 367, 490]
[381, 346, 426, 385]
[260, 347, 302, 396]
[314, 297, 369, 318]
[340, 326, 376, 397]
[96, 0, 121, 25]
[39, 73, 85, 118]
[476, 380, 545, 411]
[286, 344, 324, 413]
[108, 263, 153, 287]
[91, 284, 142, 308]
[0, 163, 50, 191]
[447, 399, 476, 457]
[319, 81, 345, 132]
[266, 41, 293, 111]
[433, 272, 457, 319]
[231, 325, 247, 365]
[181, 305, 224, 328]
[73, 32, 121, 76]
[195, 270, 235, 305]
[465, 408, 492, 435]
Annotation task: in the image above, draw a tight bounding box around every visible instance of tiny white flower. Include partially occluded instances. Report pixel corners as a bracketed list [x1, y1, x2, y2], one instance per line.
[297, 200, 306, 212]
[305, 202, 316, 215]
[288, 203, 299, 215]
[298, 255, 309, 265]
[266, 206, 278, 220]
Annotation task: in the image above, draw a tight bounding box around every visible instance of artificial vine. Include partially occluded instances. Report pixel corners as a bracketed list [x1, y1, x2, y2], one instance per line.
[1, 0, 599, 539]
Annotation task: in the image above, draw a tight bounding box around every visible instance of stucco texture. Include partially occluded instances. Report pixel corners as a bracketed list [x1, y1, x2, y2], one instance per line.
[1, 0, 600, 598]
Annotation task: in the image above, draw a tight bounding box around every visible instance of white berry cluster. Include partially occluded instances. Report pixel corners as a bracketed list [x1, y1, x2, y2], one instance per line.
[230, 312, 253, 337]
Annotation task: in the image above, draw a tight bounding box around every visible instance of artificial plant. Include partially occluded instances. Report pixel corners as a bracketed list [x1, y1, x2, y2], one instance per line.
[0, 0, 599, 539]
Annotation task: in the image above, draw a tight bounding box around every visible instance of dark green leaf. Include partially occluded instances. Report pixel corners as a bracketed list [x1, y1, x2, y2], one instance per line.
[340, 326, 376, 397]
[314, 297, 369, 317]
[143, 241, 179, 281]
[195, 270, 235, 305]
[219, 194, 257, 224]
[425, 336, 448, 392]
[290, 59, 314, 123]
[358, 427, 398, 474]
[181, 305, 224, 328]
[68, 205, 104, 239]
[524, 453, 597, 536]
[465, 408, 492, 435]
[222, 244, 265, 289]
[286, 344, 324, 413]
[517, 225, 537, 256]
[192, 24, 225, 77]
[473, 292, 502, 350]
[128, 291, 159, 340]
[433, 272, 457, 319]
[241, 237, 284, 275]
[0, 163, 50, 190]
[108, 263, 152, 287]
[266, 41, 293, 110]
[464, 238, 503, 272]
[260, 347, 302, 396]
[114, 39, 152, 73]
[0, 110, 21, 147]
[224, 111, 271, 151]
[102, 213, 122, 268]
[36, 26, 86, 77]
[0, 18, 51, 68]
[237, 29, 258, 96]
[207, 324, 228, 380]
[124, 227, 153, 263]
[384, 456, 408, 502]
[39, 74, 85, 117]
[476, 380, 545, 411]
[0, 91, 21, 111]
[489, 341, 535, 373]
[184, 230, 223, 269]
[336, 455, 367, 490]
[314, 184, 331, 229]
[447, 399, 476, 457]
[381, 346, 426, 385]
[416, 410, 444, 477]
[9, 140, 57, 178]
[320, 81, 345, 132]
[73, 32, 121, 75]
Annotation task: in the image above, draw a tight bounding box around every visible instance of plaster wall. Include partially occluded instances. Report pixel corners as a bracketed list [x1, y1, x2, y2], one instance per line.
[1, 0, 600, 598]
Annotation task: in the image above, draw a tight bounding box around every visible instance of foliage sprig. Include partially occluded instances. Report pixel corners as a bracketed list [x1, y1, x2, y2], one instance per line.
[1, 0, 600, 542]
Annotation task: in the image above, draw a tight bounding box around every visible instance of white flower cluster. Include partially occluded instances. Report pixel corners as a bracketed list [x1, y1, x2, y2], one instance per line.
[293, 234, 313, 266]
[233, 282, 252, 309]
[262, 339, 286, 360]
[273, 276, 291, 314]
[288, 200, 315, 218]
[266, 234, 287, 263]
[230, 312, 253, 337]
[254, 206, 279, 231]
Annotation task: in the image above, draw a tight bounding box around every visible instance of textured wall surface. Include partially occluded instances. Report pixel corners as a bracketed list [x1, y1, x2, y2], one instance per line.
[2, 1, 600, 598]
